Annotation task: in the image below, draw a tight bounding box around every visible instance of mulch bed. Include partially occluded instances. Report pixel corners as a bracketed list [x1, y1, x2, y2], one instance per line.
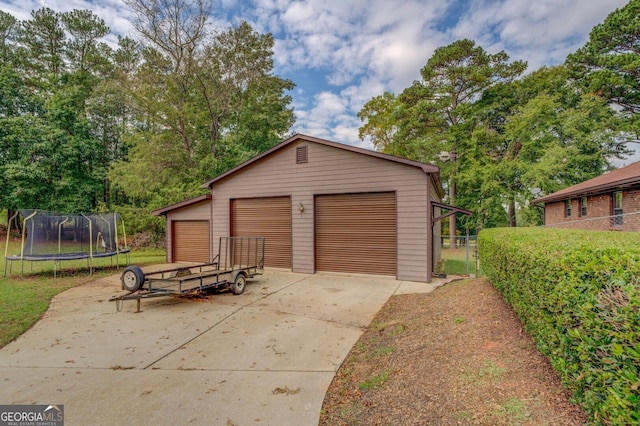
[320, 278, 588, 425]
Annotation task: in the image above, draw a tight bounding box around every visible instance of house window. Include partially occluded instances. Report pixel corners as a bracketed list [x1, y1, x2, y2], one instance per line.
[580, 197, 587, 217]
[565, 200, 571, 218]
[296, 146, 308, 164]
[613, 191, 623, 226]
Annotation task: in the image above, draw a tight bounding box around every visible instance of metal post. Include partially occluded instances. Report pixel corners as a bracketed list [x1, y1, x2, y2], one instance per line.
[465, 228, 469, 275]
[82, 214, 93, 275]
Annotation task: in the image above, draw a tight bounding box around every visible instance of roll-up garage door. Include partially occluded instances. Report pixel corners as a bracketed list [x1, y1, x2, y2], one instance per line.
[315, 192, 396, 276]
[173, 221, 210, 263]
[232, 197, 292, 268]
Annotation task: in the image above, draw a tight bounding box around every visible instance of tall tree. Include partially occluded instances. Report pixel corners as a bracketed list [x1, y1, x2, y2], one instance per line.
[392, 39, 525, 240]
[458, 66, 626, 228]
[18, 8, 65, 80]
[0, 11, 18, 64]
[110, 1, 295, 209]
[567, 0, 640, 143]
[61, 9, 111, 74]
[358, 91, 401, 155]
[195, 21, 295, 162]
[123, 0, 210, 161]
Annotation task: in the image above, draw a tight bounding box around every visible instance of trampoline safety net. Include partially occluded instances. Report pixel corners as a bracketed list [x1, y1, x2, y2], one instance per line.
[4, 210, 130, 277]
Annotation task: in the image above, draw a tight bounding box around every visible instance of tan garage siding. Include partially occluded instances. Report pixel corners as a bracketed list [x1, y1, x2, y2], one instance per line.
[173, 221, 210, 263]
[209, 137, 439, 281]
[315, 192, 396, 275]
[232, 197, 292, 268]
[162, 198, 212, 263]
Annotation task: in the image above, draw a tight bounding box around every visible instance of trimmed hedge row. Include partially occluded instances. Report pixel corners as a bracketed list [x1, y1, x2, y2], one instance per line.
[479, 228, 640, 425]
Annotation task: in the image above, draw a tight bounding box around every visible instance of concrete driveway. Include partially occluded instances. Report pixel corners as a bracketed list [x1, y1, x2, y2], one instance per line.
[0, 268, 445, 425]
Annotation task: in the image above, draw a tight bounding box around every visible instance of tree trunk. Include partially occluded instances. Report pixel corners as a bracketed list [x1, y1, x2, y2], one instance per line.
[508, 201, 517, 227]
[449, 178, 457, 249]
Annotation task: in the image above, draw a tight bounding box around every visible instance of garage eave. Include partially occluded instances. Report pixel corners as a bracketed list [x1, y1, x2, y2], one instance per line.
[151, 194, 212, 216]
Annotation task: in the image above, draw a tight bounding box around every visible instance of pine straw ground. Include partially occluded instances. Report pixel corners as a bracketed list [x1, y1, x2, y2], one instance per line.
[319, 279, 588, 426]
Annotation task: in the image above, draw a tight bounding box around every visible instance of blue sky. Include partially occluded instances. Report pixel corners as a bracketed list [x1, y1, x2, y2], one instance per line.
[0, 0, 632, 157]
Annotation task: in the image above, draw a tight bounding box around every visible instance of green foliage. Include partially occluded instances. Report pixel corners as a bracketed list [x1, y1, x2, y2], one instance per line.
[359, 19, 635, 231]
[459, 66, 624, 228]
[109, 8, 295, 211]
[357, 91, 400, 154]
[393, 39, 526, 166]
[107, 204, 164, 237]
[0, 5, 295, 233]
[479, 228, 640, 424]
[567, 0, 640, 137]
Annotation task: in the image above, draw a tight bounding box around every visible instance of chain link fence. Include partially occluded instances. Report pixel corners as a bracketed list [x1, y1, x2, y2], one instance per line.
[541, 211, 640, 231]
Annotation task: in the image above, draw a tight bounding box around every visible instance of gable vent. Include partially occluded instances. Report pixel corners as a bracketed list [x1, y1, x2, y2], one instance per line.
[296, 146, 308, 164]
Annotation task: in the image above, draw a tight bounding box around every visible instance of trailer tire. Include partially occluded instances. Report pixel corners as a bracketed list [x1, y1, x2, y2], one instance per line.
[230, 273, 246, 295]
[122, 266, 145, 292]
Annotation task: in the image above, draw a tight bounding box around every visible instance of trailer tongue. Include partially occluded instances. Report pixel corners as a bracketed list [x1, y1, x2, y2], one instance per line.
[110, 237, 264, 312]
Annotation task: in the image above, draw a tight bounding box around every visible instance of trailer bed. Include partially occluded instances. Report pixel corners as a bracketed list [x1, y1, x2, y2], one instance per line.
[109, 237, 265, 311]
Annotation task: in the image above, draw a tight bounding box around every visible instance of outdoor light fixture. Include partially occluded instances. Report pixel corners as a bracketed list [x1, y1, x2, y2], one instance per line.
[299, 202, 304, 213]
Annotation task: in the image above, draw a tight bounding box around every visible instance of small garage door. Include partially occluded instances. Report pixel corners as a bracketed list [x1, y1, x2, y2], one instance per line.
[232, 197, 292, 268]
[315, 192, 396, 276]
[173, 221, 210, 262]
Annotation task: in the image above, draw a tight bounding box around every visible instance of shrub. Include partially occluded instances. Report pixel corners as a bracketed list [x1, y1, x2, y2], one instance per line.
[479, 228, 640, 425]
[113, 206, 165, 238]
[128, 232, 166, 249]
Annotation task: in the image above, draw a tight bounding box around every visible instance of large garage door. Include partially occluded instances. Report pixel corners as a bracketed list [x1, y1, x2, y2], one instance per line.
[173, 221, 210, 263]
[232, 197, 292, 268]
[315, 192, 396, 276]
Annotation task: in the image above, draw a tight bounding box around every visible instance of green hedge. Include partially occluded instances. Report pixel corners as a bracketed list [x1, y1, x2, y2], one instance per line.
[479, 228, 640, 425]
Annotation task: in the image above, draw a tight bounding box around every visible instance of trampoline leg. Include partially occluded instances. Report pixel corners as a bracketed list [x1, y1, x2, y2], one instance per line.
[3, 259, 7, 278]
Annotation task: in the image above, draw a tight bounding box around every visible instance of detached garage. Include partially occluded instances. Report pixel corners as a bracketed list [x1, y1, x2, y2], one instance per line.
[155, 134, 445, 282]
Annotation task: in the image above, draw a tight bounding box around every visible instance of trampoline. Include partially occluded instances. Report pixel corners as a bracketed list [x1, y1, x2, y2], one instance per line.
[4, 210, 131, 277]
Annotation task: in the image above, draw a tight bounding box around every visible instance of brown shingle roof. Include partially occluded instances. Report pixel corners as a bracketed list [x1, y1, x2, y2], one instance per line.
[201, 134, 441, 192]
[533, 161, 640, 204]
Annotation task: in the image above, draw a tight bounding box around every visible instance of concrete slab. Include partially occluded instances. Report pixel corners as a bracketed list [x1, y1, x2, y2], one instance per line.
[0, 268, 452, 425]
[394, 276, 449, 294]
[252, 273, 399, 327]
[0, 367, 330, 426]
[151, 306, 362, 372]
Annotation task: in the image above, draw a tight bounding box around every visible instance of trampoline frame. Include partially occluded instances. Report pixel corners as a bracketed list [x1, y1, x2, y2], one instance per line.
[4, 210, 131, 278]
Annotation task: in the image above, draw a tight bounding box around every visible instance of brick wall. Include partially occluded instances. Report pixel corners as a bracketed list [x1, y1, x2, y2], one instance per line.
[542, 188, 640, 231]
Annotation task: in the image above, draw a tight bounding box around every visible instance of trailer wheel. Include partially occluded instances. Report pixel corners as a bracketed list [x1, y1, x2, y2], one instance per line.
[122, 266, 145, 292]
[230, 273, 246, 295]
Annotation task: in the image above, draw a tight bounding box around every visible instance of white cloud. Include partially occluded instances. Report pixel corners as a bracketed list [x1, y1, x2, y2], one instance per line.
[1, 0, 630, 149]
[450, 0, 629, 70]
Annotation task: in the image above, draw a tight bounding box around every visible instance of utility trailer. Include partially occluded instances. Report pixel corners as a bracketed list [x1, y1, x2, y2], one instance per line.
[110, 237, 264, 312]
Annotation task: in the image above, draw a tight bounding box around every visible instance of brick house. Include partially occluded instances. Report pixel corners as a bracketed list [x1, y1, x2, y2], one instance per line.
[533, 161, 640, 231]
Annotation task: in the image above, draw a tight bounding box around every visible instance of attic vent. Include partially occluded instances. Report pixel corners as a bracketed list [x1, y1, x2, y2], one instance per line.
[296, 146, 308, 164]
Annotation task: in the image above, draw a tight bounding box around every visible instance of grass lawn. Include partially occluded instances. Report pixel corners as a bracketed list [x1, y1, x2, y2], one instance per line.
[441, 248, 479, 276]
[0, 236, 166, 348]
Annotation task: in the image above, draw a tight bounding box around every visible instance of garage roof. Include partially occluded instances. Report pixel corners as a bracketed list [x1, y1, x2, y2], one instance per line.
[533, 161, 640, 204]
[201, 134, 441, 191]
[151, 194, 212, 216]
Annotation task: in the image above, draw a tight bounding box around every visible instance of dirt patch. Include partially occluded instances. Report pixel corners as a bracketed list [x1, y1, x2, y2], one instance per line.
[320, 278, 587, 425]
